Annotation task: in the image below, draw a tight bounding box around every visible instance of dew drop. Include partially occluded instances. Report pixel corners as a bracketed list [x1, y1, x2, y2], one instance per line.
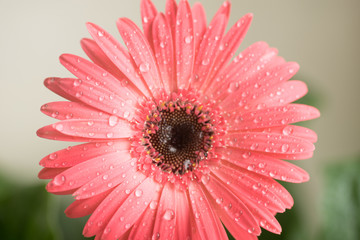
[55, 124, 64, 131]
[49, 153, 57, 160]
[281, 144, 289, 153]
[106, 132, 114, 138]
[162, 209, 175, 220]
[108, 115, 118, 127]
[97, 31, 104, 37]
[149, 200, 158, 210]
[135, 189, 143, 197]
[53, 175, 66, 186]
[125, 223, 131, 229]
[184, 36, 193, 44]
[139, 62, 150, 73]
[282, 126, 293, 136]
[102, 174, 109, 180]
[201, 59, 210, 66]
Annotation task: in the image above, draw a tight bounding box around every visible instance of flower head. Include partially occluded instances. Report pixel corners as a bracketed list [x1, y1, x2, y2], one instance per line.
[37, 0, 320, 239]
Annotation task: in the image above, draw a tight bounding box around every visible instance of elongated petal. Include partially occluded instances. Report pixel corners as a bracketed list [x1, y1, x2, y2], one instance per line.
[80, 38, 126, 81]
[175, 0, 194, 89]
[65, 189, 111, 218]
[216, 147, 310, 183]
[128, 188, 162, 240]
[86, 23, 150, 96]
[175, 189, 191, 239]
[208, 13, 253, 83]
[165, 0, 177, 37]
[51, 119, 133, 140]
[188, 182, 228, 240]
[117, 18, 163, 91]
[201, 174, 261, 236]
[44, 77, 79, 102]
[225, 131, 315, 154]
[102, 177, 159, 240]
[152, 182, 177, 239]
[192, 3, 207, 54]
[37, 124, 97, 142]
[74, 160, 135, 199]
[48, 77, 136, 119]
[38, 167, 68, 179]
[227, 104, 320, 131]
[211, 163, 286, 212]
[39, 141, 129, 168]
[191, 13, 228, 90]
[40, 101, 110, 120]
[141, 0, 158, 44]
[83, 171, 146, 237]
[152, 13, 174, 93]
[46, 152, 128, 193]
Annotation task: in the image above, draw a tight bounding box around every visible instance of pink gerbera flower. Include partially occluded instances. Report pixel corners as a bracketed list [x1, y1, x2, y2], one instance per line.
[37, 0, 320, 239]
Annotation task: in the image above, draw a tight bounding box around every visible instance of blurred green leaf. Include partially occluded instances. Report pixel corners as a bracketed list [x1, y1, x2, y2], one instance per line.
[318, 156, 360, 240]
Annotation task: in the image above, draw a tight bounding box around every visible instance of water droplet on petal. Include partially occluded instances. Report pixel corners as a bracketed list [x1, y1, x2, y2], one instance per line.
[201, 59, 210, 66]
[108, 115, 118, 127]
[53, 175, 66, 186]
[149, 200, 158, 210]
[281, 144, 289, 153]
[49, 153, 57, 160]
[184, 36, 193, 44]
[55, 124, 64, 131]
[135, 189, 143, 197]
[162, 209, 175, 220]
[139, 62, 150, 73]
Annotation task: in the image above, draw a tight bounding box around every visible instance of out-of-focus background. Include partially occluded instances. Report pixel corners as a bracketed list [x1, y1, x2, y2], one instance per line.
[0, 0, 359, 239]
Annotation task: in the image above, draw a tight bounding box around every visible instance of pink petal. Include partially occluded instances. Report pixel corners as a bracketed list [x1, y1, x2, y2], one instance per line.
[117, 18, 163, 91]
[267, 151, 314, 160]
[152, 13, 174, 93]
[51, 119, 133, 140]
[225, 132, 315, 154]
[102, 177, 159, 240]
[38, 167, 67, 179]
[175, 0, 194, 89]
[210, 163, 286, 213]
[73, 159, 136, 200]
[60, 54, 139, 100]
[188, 182, 228, 240]
[37, 124, 97, 142]
[40, 101, 110, 120]
[208, 13, 253, 83]
[39, 141, 129, 168]
[152, 183, 177, 240]
[48, 77, 136, 119]
[248, 125, 318, 143]
[128, 188, 162, 240]
[46, 151, 129, 193]
[44, 77, 79, 102]
[140, 0, 158, 44]
[221, 61, 299, 110]
[192, 3, 207, 55]
[65, 189, 111, 218]
[191, 12, 229, 90]
[216, 147, 310, 183]
[175, 189, 191, 239]
[247, 80, 308, 110]
[245, 199, 282, 234]
[83, 171, 146, 237]
[165, 0, 178, 39]
[86, 23, 150, 96]
[227, 104, 320, 131]
[201, 174, 261, 236]
[80, 38, 127, 81]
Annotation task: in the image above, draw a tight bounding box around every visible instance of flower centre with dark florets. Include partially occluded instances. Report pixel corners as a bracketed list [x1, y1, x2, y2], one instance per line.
[142, 101, 214, 175]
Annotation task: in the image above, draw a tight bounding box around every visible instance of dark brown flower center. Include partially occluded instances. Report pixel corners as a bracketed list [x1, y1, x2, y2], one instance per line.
[143, 102, 213, 175]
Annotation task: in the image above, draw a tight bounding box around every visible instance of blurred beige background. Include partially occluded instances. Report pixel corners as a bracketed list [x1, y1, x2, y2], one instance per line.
[0, 0, 359, 239]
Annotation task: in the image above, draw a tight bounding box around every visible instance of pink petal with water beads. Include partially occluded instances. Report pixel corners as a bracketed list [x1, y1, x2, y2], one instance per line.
[80, 38, 126, 81]
[216, 147, 309, 183]
[165, 0, 178, 39]
[225, 132, 315, 155]
[40, 101, 110, 121]
[175, 0, 195, 89]
[175, 189, 191, 239]
[101, 177, 159, 240]
[37, 124, 99, 142]
[40, 141, 129, 168]
[247, 80, 308, 110]
[65, 189, 112, 218]
[74, 158, 136, 200]
[201, 174, 261, 237]
[210, 163, 286, 213]
[227, 104, 320, 131]
[140, 0, 158, 44]
[86, 23, 151, 97]
[44, 77, 79, 102]
[46, 151, 130, 193]
[50, 77, 136, 120]
[192, 3, 207, 55]
[191, 9, 229, 90]
[152, 183, 177, 240]
[263, 151, 314, 160]
[83, 171, 146, 238]
[51, 118, 133, 140]
[128, 187, 162, 240]
[152, 13, 174, 93]
[38, 167, 68, 179]
[208, 13, 253, 84]
[117, 18, 163, 91]
[188, 181, 228, 240]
